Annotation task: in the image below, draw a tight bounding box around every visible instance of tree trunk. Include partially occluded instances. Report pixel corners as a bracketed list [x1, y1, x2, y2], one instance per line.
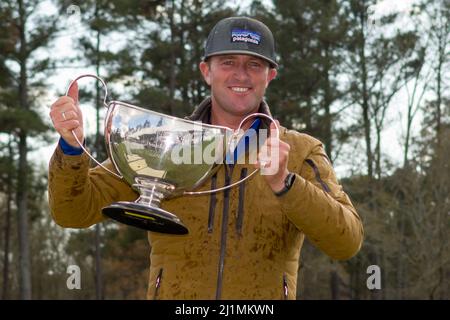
[403, 64, 426, 167]
[94, 18, 104, 300]
[17, 0, 32, 300]
[330, 262, 340, 300]
[323, 44, 333, 158]
[397, 198, 406, 299]
[435, 35, 443, 149]
[168, 0, 176, 115]
[432, 6, 446, 298]
[179, 0, 188, 107]
[403, 102, 413, 167]
[94, 224, 103, 300]
[17, 132, 31, 300]
[350, 256, 361, 299]
[305, 96, 313, 135]
[2, 138, 13, 300]
[359, 8, 373, 180]
[375, 125, 381, 179]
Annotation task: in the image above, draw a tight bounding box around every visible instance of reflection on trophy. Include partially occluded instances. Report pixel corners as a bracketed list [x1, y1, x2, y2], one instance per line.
[65, 74, 277, 235]
[103, 100, 232, 234]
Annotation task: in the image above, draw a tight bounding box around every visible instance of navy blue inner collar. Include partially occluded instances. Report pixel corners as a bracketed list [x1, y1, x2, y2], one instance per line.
[225, 118, 261, 165]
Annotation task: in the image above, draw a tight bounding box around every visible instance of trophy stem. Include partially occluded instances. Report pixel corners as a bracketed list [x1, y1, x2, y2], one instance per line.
[102, 179, 188, 234]
[133, 179, 175, 209]
[137, 185, 163, 208]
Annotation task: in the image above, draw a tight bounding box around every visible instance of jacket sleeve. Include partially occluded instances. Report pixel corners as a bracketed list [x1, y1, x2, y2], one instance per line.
[48, 145, 138, 228]
[278, 142, 364, 260]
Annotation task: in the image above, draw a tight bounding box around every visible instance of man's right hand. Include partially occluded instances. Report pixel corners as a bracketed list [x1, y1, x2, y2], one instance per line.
[49, 81, 84, 148]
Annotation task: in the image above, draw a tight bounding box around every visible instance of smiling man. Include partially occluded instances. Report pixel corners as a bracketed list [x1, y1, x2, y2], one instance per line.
[200, 54, 277, 123]
[48, 17, 364, 300]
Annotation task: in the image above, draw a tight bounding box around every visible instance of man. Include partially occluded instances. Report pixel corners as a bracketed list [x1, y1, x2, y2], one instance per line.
[48, 17, 363, 300]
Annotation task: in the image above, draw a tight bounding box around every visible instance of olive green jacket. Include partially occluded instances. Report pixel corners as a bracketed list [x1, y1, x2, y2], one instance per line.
[48, 98, 363, 300]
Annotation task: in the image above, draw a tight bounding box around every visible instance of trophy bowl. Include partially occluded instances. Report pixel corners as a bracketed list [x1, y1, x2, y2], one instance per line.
[102, 100, 233, 235]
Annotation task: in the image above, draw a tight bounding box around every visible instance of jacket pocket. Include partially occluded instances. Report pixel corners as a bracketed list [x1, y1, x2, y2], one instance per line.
[305, 159, 331, 193]
[153, 268, 163, 300]
[283, 273, 288, 300]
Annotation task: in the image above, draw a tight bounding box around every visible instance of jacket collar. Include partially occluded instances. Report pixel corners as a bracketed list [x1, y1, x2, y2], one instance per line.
[186, 96, 273, 126]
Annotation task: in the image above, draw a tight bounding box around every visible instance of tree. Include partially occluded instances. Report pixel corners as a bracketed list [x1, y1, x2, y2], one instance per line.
[125, 0, 236, 117]
[251, 0, 351, 160]
[56, 0, 164, 299]
[0, 0, 58, 299]
[0, 138, 15, 299]
[343, 0, 422, 180]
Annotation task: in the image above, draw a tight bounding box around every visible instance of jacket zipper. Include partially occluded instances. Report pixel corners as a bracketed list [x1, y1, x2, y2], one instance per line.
[216, 165, 233, 300]
[208, 173, 217, 233]
[283, 274, 288, 300]
[236, 168, 248, 237]
[154, 268, 163, 300]
[305, 159, 331, 193]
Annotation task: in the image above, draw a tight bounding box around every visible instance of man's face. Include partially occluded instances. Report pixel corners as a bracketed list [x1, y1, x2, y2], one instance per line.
[199, 55, 277, 117]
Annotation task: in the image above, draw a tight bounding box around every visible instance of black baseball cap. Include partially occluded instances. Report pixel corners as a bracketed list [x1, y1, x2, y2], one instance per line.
[203, 17, 278, 68]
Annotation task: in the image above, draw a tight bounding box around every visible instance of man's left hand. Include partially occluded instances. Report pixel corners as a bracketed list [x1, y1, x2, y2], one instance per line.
[255, 120, 291, 193]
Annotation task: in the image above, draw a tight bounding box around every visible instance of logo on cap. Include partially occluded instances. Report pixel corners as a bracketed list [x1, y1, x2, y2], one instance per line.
[231, 29, 261, 45]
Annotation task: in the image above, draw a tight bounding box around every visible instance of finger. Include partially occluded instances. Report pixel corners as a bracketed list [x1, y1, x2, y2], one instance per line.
[258, 159, 271, 168]
[59, 110, 78, 122]
[74, 104, 83, 120]
[50, 104, 76, 120]
[265, 139, 291, 157]
[67, 80, 79, 104]
[257, 146, 272, 164]
[257, 156, 277, 176]
[57, 120, 81, 131]
[51, 96, 76, 109]
[264, 137, 281, 148]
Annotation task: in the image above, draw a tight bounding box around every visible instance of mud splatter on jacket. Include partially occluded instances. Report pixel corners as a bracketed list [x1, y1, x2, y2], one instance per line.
[48, 98, 363, 300]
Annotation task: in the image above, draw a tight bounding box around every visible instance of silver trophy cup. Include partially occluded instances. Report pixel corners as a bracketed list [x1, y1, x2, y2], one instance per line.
[64, 74, 278, 235]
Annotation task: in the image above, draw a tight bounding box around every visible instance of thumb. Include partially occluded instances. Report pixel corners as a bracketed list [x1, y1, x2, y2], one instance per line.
[67, 80, 79, 104]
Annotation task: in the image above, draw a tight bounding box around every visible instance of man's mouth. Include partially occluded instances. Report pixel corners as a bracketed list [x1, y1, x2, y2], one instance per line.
[229, 86, 251, 94]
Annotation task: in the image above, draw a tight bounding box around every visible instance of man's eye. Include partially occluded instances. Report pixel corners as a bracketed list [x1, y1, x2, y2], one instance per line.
[223, 60, 234, 65]
[249, 62, 262, 68]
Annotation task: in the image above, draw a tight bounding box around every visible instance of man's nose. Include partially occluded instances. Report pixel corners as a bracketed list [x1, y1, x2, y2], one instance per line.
[232, 64, 250, 81]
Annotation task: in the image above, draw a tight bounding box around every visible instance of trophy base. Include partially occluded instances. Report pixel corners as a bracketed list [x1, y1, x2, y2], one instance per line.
[102, 202, 189, 235]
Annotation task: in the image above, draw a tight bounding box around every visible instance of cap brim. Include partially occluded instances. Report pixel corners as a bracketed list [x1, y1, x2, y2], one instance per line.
[204, 50, 278, 68]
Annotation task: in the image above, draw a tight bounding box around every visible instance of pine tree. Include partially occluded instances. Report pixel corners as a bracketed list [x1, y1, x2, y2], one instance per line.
[251, 0, 351, 160]
[0, 0, 58, 299]
[127, 0, 236, 117]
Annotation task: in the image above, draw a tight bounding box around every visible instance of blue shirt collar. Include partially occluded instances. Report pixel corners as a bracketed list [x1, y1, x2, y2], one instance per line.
[225, 118, 261, 164]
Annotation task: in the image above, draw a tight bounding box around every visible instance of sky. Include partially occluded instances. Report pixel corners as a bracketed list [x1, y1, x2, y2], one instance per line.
[27, 0, 426, 178]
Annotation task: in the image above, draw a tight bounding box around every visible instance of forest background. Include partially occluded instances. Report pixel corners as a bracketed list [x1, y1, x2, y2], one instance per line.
[0, 0, 448, 299]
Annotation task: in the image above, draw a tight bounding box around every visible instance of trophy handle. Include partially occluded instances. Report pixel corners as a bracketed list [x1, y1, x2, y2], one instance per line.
[65, 74, 123, 180]
[184, 113, 280, 195]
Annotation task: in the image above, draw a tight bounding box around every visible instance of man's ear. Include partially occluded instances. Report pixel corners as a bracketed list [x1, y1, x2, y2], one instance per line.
[199, 61, 211, 85]
[266, 68, 277, 88]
